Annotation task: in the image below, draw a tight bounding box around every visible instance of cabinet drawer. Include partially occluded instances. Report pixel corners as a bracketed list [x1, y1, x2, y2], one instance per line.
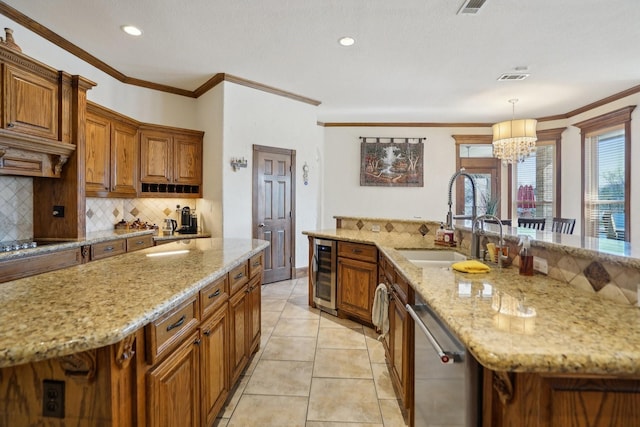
[338, 242, 377, 263]
[200, 275, 228, 319]
[393, 274, 411, 305]
[126, 235, 154, 252]
[91, 239, 126, 260]
[229, 262, 249, 295]
[0, 248, 83, 283]
[249, 252, 263, 279]
[146, 296, 199, 364]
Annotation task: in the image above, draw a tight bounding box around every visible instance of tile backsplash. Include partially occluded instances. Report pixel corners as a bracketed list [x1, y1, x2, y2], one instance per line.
[0, 175, 202, 242]
[0, 176, 33, 242]
[86, 198, 199, 233]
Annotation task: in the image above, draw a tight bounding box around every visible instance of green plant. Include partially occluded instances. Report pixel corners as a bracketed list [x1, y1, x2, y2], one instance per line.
[482, 193, 500, 216]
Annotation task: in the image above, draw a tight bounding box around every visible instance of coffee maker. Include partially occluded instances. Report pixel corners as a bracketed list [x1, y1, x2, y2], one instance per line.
[177, 206, 198, 234]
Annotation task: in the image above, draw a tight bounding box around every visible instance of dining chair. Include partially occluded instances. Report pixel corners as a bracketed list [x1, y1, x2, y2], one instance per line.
[551, 218, 576, 235]
[485, 218, 512, 227]
[517, 218, 546, 230]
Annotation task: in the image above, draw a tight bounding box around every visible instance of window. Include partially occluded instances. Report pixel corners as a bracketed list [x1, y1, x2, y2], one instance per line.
[575, 107, 634, 242]
[514, 143, 555, 222]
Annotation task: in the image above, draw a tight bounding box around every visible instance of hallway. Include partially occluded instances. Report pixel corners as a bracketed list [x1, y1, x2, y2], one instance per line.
[215, 277, 408, 426]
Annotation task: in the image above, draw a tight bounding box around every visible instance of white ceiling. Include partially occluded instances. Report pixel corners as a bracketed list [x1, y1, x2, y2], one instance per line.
[4, 0, 640, 123]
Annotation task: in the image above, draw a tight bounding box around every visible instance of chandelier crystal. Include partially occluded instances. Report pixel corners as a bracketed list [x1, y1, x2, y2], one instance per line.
[492, 99, 537, 164]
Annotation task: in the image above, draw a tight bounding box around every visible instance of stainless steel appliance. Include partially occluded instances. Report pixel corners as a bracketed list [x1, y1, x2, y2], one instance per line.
[177, 206, 198, 234]
[406, 292, 479, 427]
[311, 238, 337, 315]
[162, 218, 178, 235]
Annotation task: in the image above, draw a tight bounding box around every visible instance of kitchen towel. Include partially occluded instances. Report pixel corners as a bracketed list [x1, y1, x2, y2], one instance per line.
[372, 283, 389, 340]
[451, 260, 491, 273]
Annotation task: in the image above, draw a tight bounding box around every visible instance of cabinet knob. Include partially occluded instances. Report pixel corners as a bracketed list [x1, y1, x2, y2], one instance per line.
[194, 338, 201, 346]
[203, 330, 211, 336]
[7, 122, 14, 128]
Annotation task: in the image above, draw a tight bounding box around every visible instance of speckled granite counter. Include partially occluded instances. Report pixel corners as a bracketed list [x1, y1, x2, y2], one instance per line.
[303, 229, 640, 376]
[0, 238, 268, 368]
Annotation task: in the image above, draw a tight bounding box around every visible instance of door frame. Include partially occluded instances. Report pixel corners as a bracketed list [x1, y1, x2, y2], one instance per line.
[252, 144, 296, 281]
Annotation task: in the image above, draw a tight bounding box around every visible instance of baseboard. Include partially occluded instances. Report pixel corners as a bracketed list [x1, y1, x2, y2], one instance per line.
[293, 267, 308, 278]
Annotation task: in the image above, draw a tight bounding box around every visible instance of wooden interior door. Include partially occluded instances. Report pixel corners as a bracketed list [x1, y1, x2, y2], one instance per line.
[253, 145, 295, 284]
[456, 158, 501, 218]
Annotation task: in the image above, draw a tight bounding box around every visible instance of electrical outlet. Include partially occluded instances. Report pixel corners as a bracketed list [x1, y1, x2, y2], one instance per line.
[371, 224, 381, 232]
[52, 206, 64, 218]
[42, 380, 64, 418]
[533, 257, 548, 275]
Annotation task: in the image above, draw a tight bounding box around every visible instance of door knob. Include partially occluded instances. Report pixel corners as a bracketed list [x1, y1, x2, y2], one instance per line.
[258, 223, 265, 228]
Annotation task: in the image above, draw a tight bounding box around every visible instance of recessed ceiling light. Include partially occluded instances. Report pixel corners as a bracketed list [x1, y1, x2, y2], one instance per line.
[121, 25, 143, 37]
[338, 36, 355, 47]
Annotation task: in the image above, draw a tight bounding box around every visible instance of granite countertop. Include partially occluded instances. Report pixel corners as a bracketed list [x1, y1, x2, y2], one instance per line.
[0, 230, 212, 262]
[0, 238, 269, 368]
[303, 229, 640, 376]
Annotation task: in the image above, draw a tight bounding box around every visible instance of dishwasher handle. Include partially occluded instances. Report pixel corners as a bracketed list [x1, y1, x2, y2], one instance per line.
[406, 303, 461, 364]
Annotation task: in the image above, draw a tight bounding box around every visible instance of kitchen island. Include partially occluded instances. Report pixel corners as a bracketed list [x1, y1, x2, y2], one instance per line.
[304, 222, 640, 427]
[0, 237, 268, 427]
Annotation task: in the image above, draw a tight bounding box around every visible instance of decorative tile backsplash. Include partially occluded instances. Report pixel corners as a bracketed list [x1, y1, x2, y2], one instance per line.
[86, 198, 199, 233]
[0, 176, 33, 242]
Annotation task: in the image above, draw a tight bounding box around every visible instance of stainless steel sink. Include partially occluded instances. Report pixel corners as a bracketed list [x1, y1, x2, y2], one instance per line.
[397, 249, 466, 268]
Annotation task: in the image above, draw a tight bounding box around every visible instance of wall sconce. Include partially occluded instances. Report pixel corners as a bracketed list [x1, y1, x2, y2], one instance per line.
[230, 157, 248, 171]
[302, 162, 309, 185]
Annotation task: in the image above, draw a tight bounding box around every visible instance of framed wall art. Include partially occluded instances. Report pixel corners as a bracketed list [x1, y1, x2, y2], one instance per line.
[360, 137, 424, 187]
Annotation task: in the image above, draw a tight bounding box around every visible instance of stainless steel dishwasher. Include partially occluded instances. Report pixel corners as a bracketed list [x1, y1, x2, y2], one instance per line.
[406, 293, 479, 427]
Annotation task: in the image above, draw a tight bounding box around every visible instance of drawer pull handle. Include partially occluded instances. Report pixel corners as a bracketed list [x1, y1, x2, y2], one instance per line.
[208, 289, 221, 299]
[352, 249, 362, 254]
[104, 246, 114, 252]
[234, 272, 244, 280]
[252, 261, 260, 267]
[166, 314, 186, 332]
[135, 240, 144, 245]
[203, 330, 211, 336]
[194, 338, 201, 346]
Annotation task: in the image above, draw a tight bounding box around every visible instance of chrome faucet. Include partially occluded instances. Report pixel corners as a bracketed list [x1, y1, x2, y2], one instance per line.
[472, 214, 507, 268]
[446, 168, 478, 251]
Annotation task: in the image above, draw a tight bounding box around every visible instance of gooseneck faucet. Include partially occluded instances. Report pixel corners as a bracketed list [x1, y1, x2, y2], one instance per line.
[446, 168, 478, 254]
[472, 214, 507, 267]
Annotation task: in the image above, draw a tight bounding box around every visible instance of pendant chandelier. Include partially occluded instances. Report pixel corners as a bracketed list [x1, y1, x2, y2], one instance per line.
[492, 99, 537, 164]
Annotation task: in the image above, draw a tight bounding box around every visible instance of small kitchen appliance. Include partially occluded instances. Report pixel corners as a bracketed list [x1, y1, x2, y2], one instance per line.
[162, 218, 178, 235]
[178, 206, 198, 234]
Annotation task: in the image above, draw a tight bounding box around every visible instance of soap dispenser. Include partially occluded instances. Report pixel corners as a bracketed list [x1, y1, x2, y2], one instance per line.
[519, 235, 534, 276]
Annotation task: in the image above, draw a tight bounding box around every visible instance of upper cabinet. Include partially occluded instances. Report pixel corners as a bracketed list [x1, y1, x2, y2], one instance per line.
[85, 103, 138, 197]
[0, 29, 95, 178]
[139, 126, 204, 198]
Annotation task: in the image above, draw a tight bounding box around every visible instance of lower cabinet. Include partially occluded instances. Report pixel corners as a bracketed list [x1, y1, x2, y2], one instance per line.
[229, 283, 250, 386]
[337, 256, 377, 323]
[248, 274, 262, 354]
[200, 303, 229, 427]
[146, 331, 201, 427]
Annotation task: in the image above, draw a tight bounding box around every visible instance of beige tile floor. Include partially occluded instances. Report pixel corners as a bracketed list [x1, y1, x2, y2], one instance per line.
[215, 277, 409, 427]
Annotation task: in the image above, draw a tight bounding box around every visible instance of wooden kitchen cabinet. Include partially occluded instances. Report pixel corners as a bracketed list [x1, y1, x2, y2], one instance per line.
[0, 247, 83, 283]
[85, 103, 138, 197]
[337, 241, 378, 324]
[200, 302, 229, 427]
[228, 281, 250, 385]
[146, 330, 201, 427]
[2, 63, 58, 140]
[248, 274, 262, 354]
[139, 125, 204, 197]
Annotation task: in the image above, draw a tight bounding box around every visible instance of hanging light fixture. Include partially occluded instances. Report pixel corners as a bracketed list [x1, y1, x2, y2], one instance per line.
[492, 99, 537, 164]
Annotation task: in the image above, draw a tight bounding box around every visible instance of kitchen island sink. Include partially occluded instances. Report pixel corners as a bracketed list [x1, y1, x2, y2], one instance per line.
[396, 249, 467, 267]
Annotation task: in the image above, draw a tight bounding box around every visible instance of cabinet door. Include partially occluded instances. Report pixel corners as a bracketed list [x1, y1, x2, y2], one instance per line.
[174, 134, 202, 184]
[248, 275, 261, 355]
[228, 285, 249, 385]
[140, 131, 173, 183]
[389, 294, 412, 413]
[147, 331, 200, 427]
[111, 121, 138, 196]
[201, 303, 229, 427]
[337, 257, 377, 323]
[84, 112, 111, 195]
[3, 65, 58, 140]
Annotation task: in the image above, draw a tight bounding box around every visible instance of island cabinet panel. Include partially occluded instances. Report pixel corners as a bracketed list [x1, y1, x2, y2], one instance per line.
[337, 248, 378, 324]
[3, 64, 58, 140]
[146, 330, 200, 427]
[228, 282, 250, 385]
[0, 338, 136, 427]
[248, 274, 262, 354]
[0, 247, 82, 283]
[483, 369, 640, 427]
[200, 302, 229, 427]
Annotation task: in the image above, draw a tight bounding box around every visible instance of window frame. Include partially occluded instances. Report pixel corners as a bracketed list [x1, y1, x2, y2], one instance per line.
[575, 106, 634, 241]
[508, 127, 564, 222]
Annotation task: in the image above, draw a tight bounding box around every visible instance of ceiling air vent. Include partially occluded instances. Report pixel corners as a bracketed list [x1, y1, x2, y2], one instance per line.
[497, 73, 530, 81]
[457, 0, 488, 15]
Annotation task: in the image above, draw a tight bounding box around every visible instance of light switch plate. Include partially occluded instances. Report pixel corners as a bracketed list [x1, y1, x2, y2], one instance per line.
[533, 257, 548, 274]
